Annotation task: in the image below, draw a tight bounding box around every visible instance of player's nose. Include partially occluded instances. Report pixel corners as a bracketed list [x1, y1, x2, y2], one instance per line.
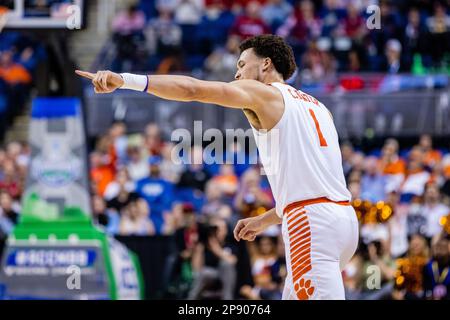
[234, 72, 241, 80]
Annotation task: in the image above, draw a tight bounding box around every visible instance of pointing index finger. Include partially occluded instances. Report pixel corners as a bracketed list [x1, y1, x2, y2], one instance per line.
[75, 70, 95, 80]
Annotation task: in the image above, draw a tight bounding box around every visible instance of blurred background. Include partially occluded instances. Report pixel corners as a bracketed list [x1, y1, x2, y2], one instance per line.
[0, 0, 450, 300]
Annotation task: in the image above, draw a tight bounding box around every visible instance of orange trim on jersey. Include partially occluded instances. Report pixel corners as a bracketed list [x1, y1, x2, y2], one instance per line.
[308, 108, 328, 147]
[283, 197, 351, 215]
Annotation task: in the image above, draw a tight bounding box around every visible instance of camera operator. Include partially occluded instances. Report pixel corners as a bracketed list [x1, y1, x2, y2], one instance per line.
[188, 217, 237, 300]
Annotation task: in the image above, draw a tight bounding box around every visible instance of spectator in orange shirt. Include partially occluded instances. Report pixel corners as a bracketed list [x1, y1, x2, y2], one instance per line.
[90, 151, 115, 197]
[95, 134, 118, 174]
[0, 50, 32, 85]
[0, 49, 32, 139]
[399, 146, 431, 202]
[212, 164, 239, 197]
[419, 134, 442, 169]
[378, 138, 406, 175]
[378, 138, 407, 194]
[441, 153, 450, 199]
[444, 155, 450, 179]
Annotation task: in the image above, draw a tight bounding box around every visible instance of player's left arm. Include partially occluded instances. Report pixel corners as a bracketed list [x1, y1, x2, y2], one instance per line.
[233, 207, 282, 242]
[75, 70, 278, 112]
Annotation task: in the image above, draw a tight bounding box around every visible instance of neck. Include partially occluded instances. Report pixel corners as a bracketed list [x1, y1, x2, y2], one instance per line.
[261, 72, 284, 84]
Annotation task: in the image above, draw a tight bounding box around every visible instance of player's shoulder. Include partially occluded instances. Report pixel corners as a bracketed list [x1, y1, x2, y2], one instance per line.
[231, 79, 278, 92]
[230, 79, 283, 103]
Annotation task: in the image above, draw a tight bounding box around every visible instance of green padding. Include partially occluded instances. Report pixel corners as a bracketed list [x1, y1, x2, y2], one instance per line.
[20, 193, 91, 225]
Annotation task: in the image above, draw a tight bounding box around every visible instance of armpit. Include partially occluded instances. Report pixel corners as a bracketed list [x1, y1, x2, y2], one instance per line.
[243, 108, 262, 129]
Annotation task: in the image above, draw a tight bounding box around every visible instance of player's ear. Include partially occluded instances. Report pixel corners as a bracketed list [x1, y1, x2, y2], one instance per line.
[262, 57, 272, 73]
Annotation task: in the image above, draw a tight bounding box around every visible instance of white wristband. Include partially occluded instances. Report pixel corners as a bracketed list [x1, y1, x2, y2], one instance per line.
[119, 73, 149, 92]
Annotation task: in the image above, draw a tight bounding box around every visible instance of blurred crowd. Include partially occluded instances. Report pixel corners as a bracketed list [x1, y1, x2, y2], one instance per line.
[1, 0, 450, 301]
[109, 0, 450, 82]
[1, 119, 449, 299]
[341, 135, 450, 300]
[0, 32, 45, 141]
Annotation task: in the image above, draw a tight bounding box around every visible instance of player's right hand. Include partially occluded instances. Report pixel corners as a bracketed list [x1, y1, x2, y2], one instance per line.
[233, 216, 265, 242]
[75, 70, 124, 94]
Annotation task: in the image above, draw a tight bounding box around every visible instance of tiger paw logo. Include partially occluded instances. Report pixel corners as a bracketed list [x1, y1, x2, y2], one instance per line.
[294, 278, 315, 300]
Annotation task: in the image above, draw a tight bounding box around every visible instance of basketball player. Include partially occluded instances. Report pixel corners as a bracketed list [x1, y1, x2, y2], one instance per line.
[76, 34, 359, 300]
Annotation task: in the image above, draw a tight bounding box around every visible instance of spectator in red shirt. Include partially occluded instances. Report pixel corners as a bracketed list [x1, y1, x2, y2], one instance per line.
[277, 0, 321, 54]
[0, 159, 22, 200]
[344, 2, 365, 40]
[229, 0, 267, 13]
[204, 0, 228, 8]
[230, 1, 271, 39]
[112, 4, 146, 36]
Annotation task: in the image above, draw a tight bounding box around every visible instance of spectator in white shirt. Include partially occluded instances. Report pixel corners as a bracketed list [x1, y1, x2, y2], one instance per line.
[126, 145, 150, 182]
[174, 0, 204, 25]
[400, 146, 430, 202]
[103, 167, 135, 201]
[422, 183, 450, 238]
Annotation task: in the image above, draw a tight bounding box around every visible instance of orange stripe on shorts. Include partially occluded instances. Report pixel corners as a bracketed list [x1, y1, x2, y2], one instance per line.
[293, 264, 312, 283]
[287, 209, 306, 224]
[289, 233, 310, 250]
[286, 205, 314, 297]
[288, 219, 309, 234]
[283, 198, 353, 300]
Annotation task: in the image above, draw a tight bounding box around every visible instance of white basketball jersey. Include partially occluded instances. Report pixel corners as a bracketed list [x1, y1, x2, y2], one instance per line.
[252, 82, 351, 218]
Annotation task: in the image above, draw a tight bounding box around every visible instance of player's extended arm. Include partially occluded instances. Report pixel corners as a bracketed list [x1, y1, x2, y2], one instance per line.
[75, 70, 277, 111]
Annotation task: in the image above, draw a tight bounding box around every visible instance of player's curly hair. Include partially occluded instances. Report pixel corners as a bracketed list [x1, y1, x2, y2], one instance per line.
[239, 35, 297, 80]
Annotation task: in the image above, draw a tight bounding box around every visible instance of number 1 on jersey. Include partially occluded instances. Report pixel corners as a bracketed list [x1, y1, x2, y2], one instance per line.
[308, 109, 328, 147]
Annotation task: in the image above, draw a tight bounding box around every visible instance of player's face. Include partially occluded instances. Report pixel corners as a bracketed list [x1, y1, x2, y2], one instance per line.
[234, 48, 263, 81]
